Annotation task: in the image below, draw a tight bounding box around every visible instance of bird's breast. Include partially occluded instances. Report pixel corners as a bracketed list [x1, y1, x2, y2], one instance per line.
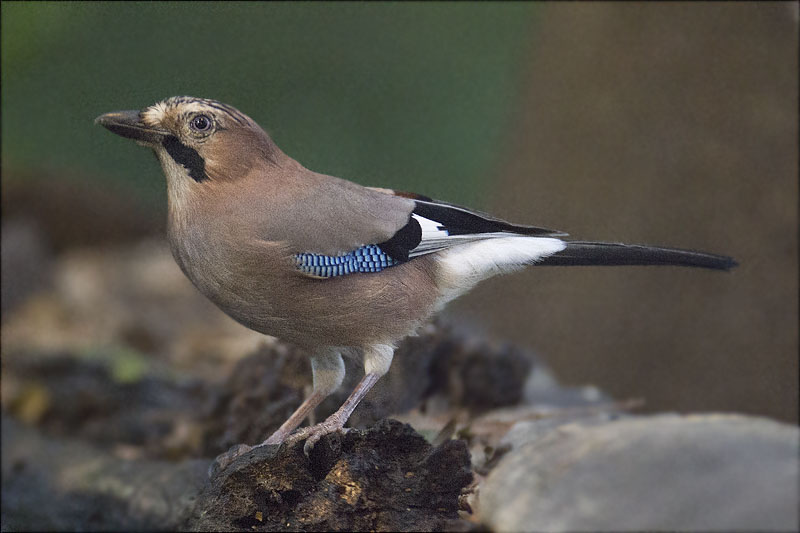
[166, 213, 289, 328]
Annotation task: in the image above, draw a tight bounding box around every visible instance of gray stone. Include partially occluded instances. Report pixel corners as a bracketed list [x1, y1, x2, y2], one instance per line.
[481, 413, 799, 532]
[523, 361, 610, 408]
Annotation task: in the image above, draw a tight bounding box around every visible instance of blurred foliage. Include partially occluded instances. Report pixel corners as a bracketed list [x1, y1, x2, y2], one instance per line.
[81, 345, 151, 384]
[2, 2, 538, 207]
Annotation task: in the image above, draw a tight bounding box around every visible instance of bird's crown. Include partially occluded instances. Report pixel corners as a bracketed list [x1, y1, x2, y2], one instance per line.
[141, 96, 254, 133]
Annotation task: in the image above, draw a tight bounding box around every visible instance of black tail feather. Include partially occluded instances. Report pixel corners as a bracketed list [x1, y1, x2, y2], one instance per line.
[537, 241, 737, 271]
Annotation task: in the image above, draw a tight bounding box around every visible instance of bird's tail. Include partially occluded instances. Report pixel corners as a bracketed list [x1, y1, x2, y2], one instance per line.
[536, 241, 737, 271]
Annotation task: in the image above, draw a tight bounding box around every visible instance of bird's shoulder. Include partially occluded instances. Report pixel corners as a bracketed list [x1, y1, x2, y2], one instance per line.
[240, 168, 415, 257]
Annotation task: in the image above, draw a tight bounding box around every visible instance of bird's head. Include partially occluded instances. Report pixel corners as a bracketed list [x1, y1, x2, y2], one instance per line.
[96, 96, 281, 185]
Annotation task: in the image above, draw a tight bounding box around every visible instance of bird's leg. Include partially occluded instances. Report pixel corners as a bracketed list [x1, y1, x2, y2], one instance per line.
[262, 389, 327, 445]
[287, 344, 393, 456]
[286, 373, 380, 455]
[263, 350, 346, 444]
[209, 351, 344, 475]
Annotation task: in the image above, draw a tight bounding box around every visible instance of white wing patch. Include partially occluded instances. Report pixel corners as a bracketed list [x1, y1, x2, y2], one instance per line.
[411, 214, 450, 254]
[409, 213, 525, 257]
[414, 213, 447, 239]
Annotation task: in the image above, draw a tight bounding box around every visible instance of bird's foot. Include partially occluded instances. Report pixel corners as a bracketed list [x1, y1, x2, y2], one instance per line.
[285, 416, 350, 456]
[208, 443, 254, 478]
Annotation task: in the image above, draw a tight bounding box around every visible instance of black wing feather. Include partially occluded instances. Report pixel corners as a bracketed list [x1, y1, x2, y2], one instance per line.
[377, 216, 422, 261]
[377, 198, 565, 262]
[412, 199, 564, 237]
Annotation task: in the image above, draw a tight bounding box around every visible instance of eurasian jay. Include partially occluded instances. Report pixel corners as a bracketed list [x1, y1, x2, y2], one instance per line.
[96, 96, 735, 467]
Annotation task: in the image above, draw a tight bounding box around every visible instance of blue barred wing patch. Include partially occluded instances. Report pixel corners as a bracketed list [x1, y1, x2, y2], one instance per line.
[295, 245, 399, 278]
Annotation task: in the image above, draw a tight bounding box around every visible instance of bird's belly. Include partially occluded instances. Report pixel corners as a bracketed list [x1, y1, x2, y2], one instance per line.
[168, 231, 442, 349]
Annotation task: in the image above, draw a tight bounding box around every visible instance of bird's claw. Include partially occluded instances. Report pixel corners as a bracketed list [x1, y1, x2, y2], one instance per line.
[285, 418, 348, 456]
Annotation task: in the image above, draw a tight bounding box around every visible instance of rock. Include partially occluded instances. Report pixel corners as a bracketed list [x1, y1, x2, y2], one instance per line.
[522, 361, 609, 408]
[480, 413, 799, 532]
[2, 415, 473, 532]
[426, 334, 533, 415]
[187, 419, 473, 532]
[499, 410, 626, 451]
[1, 351, 207, 458]
[1, 415, 209, 532]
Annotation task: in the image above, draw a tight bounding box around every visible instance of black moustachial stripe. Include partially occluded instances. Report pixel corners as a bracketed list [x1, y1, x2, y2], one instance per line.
[162, 135, 208, 182]
[378, 215, 422, 261]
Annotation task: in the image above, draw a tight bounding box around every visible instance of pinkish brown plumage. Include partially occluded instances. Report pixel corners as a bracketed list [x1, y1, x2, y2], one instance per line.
[96, 96, 736, 472]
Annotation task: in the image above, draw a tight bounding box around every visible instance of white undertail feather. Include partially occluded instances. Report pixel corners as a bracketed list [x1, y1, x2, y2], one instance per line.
[434, 236, 566, 308]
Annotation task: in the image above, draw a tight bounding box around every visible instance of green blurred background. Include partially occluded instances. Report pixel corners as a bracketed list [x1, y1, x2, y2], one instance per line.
[2, 1, 536, 206]
[2, 2, 797, 423]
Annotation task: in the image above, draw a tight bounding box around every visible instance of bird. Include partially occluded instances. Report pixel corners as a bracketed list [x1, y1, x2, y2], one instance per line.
[96, 96, 736, 469]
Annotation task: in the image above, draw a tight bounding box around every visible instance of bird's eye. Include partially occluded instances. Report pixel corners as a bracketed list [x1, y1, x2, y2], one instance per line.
[190, 114, 212, 132]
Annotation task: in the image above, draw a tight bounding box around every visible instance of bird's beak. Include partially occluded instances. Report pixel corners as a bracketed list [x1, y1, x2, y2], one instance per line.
[95, 110, 168, 145]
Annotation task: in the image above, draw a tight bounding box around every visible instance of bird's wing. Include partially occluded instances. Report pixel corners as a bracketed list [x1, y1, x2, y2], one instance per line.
[380, 195, 566, 260]
[292, 185, 566, 278]
[252, 173, 416, 257]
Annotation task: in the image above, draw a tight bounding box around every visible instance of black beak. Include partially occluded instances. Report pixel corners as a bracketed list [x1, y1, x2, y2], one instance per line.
[94, 110, 168, 144]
